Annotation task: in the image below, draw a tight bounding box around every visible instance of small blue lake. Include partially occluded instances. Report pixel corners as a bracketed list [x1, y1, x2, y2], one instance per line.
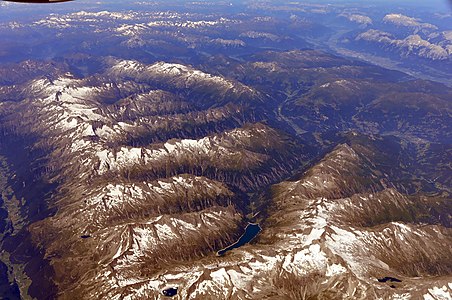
[217, 223, 261, 256]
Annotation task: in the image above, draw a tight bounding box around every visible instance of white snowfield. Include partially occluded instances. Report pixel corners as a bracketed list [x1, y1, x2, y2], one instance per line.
[423, 285, 452, 300]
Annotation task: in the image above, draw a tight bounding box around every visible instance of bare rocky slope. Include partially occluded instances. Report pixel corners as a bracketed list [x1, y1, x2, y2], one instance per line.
[0, 50, 450, 300]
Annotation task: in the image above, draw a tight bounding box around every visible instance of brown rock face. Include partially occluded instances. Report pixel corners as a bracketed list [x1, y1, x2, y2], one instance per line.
[0, 51, 450, 299]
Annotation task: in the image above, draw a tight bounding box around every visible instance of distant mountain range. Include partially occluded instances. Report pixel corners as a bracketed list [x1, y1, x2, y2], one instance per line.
[0, 1, 450, 299]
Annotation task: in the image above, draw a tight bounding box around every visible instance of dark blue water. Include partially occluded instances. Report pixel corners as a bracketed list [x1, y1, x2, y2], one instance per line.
[378, 277, 402, 283]
[217, 223, 261, 256]
[162, 287, 178, 297]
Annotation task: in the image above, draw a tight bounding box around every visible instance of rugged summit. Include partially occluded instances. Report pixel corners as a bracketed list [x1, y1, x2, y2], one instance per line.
[1, 51, 451, 299]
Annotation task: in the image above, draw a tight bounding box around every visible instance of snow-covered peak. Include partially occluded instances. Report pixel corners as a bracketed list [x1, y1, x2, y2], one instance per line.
[342, 13, 373, 25]
[107, 59, 257, 96]
[383, 13, 438, 30]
